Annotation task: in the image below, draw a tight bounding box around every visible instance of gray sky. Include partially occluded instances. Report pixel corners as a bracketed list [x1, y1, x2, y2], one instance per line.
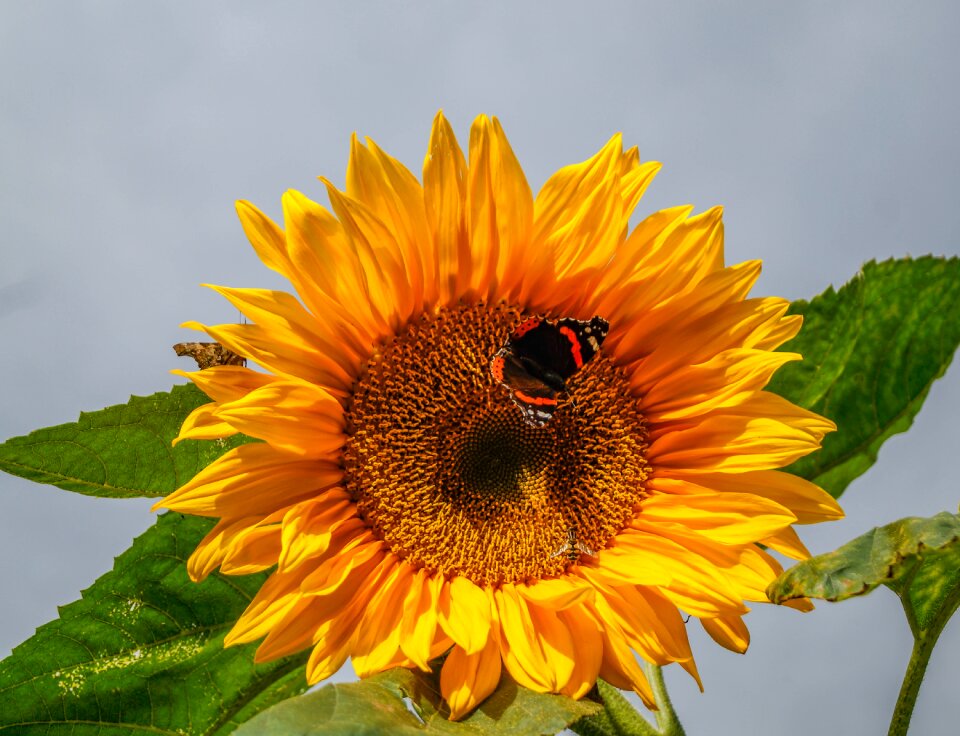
[2, 3, 958, 734]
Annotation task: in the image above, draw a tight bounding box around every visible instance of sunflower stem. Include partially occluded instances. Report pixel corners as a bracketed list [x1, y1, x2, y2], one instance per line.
[887, 581, 960, 736]
[646, 664, 686, 736]
[583, 680, 660, 736]
[569, 706, 620, 736]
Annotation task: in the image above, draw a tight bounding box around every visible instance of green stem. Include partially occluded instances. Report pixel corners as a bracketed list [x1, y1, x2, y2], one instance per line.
[887, 582, 960, 736]
[646, 664, 686, 736]
[573, 668, 686, 736]
[592, 679, 661, 736]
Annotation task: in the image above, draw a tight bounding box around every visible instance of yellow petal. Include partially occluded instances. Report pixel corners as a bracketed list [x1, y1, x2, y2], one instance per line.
[353, 558, 410, 676]
[589, 581, 692, 668]
[587, 205, 692, 314]
[173, 402, 236, 445]
[648, 470, 844, 524]
[172, 365, 274, 404]
[619, 159, 662, 222]
[277, 489, 358, 572]
[619, 296, 790, 388]
[187, 515, 255, 582]
[220, 522, 282, 576]
[590, 606, 656, 708]
[322, 181, 413, 330]
[281, 189, 389, 341]
[606, 530, 747, 616]
[203, 284, 361, 386]
[439, 576, 492, 655]
[638, 490, 796, 544]
[607, 259, 762, 367]
[441, 638, 502, 721]
[152, 443, 342, 517]
[641, 349, 801, 422]
[581, 541, 675, 589]
[494, 586, 552, 691]
[517, 576, 595, 610]
[213, 379, 346, 456]
[225, 570, 302, 646]
[235, 199, 291, 278]
[647, 393, 835, 473]
[465, 115, 501, 297]
[533, 134, 622, 269]
[299, 535, 385, 597]
[398, 569, 441, 671]
[760, 526, 812, 560]
[619, 205, 726, 315]
[700, 614, 750, 653]
[754, 313, 804, 351]
[347, 134, 427, 312]
[254, 595, 328, 662]
[525, 602, 576, 691]
[556, 606, 602, 699]
[638, 520, 781, 605]
[727, 545, 784, 602]
[181, 320, 347, 398]
[305, 614, 358, 684]
[260, 554, 388, 666]
[301, 552, 400, 682]
[488, 117, 534, 299]
[236, 199, 371, 351]
[423, 111, 469, 305]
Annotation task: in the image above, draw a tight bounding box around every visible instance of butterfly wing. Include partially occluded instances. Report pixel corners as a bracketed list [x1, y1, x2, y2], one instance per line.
[511, 316, 610, 382]
[490, 348, 559, 426]
[509, 318, 577, 381]
[555, 316, 609, 371]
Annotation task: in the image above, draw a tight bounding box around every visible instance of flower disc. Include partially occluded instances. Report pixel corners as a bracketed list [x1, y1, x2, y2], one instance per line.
[346, 302, 649, 586]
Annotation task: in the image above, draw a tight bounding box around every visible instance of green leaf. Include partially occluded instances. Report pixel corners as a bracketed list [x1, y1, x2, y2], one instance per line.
[0, 512, 308, 735]
[235, 668, 600, 735]
[0, 383, 249, 498]
[768, 256, 960, 498]
[766, 511, 960, 610]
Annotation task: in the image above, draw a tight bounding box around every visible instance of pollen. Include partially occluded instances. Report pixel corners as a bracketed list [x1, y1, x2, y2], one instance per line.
[344, 303, 650, 586]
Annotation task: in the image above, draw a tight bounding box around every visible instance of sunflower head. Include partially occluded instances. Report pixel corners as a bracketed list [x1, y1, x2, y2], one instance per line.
[156, 112, 842, 719]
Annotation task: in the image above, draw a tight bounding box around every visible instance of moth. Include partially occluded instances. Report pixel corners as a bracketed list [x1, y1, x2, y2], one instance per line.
[173, 342, 245, 370]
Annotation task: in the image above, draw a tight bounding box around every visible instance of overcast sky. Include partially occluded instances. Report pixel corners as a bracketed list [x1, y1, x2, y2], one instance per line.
[2, 3, 959, 734]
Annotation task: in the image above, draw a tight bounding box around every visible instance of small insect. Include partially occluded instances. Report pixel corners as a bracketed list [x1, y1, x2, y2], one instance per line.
[549, 527, 597, 564]
[490, 315, 609, 426]
[173, 342, 246, 369]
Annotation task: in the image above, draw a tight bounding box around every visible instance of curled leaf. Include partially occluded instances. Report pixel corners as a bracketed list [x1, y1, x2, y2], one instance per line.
[767, 511, 960, 606]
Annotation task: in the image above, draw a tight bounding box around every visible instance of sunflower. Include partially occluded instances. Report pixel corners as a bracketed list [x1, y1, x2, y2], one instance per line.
[155, 112, 843, 719]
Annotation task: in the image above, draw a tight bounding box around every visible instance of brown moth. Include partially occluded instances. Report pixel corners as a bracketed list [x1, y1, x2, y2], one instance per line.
[173, 342, 245, 369]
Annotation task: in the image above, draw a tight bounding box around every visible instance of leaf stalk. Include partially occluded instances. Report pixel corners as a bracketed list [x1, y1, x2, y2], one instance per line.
[888, 580, 960, 736]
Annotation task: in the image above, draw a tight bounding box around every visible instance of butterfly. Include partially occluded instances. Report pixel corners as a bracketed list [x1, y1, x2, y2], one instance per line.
[490, 315, 609, 426]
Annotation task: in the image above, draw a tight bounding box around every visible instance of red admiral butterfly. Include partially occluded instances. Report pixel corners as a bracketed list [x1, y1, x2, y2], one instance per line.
[490, 315, 609, 426]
